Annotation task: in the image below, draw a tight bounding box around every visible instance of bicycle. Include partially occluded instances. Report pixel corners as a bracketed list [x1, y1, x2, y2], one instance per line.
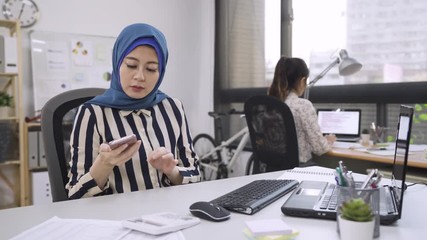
[193, 110, 257, 181]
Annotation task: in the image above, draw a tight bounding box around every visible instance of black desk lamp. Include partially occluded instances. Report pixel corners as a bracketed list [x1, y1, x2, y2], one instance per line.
[304, 49, 362, 99]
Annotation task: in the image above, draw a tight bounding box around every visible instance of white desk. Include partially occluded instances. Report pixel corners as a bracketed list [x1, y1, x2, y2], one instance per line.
[0, 169, 426, 239]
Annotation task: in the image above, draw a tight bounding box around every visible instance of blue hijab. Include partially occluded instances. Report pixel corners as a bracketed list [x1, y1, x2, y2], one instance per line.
[88, 23, 168, 110]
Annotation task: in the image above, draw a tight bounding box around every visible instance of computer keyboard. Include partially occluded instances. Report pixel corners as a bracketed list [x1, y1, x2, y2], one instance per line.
[380, 187, 396, 214]
[318, 184, 338, 210]
[210, 179, 299, 215]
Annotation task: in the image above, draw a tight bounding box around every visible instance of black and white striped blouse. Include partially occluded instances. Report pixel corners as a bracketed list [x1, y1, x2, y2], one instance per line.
[66, 97, 201, 199]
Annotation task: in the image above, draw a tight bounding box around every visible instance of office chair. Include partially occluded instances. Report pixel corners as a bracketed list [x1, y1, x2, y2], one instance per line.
[244, 95, 299, 174]
[41, 88, 106, 202]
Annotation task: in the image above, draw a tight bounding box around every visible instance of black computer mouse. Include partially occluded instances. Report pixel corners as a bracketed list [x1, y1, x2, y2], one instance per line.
[189, 201, 231, 222]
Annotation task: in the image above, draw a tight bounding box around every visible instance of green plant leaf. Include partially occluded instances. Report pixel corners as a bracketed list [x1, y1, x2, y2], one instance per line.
[340, 198, 373, 222]
[418, 114, 427, 122]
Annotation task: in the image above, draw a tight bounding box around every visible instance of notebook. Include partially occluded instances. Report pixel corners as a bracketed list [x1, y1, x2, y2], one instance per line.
[281, 105, 414, 225]
[210, 179, 299, 215]
[317, 109, 361, 142]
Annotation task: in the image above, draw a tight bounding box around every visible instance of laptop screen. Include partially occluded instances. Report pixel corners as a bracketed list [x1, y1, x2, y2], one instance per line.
[317, 109, 361, 137]
[391, 105, 414, 219]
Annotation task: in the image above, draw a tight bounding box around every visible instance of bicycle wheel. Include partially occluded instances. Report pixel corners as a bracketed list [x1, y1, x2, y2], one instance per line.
[193, 133, 222, 181]
[245, 154, 267, 175]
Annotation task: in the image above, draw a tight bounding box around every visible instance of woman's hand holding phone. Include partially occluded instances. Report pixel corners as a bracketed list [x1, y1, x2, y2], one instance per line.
[108, 134, 138, 150]
[90, 134, 141, 188]
[99, 134, 140, 166]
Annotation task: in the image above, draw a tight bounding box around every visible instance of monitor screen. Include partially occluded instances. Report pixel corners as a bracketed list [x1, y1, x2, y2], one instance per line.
[316, 109, 361, 136]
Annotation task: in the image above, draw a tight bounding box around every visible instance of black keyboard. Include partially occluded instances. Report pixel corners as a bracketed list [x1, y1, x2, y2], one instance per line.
[210, 179, 299, 215]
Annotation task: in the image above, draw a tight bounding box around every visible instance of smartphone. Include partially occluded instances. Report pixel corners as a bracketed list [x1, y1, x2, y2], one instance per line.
[108, 134, 137, 150]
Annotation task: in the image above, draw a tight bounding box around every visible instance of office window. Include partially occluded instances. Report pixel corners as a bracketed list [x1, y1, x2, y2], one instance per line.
[388, 104, 427, 144]
[215, 0, 280, 89]
[265, 0, 281, 82]
[215, 0, 427, 143]
[219, 0, 427, 90]
[225, 0, 265, 88]
[293, 0, 427, 86]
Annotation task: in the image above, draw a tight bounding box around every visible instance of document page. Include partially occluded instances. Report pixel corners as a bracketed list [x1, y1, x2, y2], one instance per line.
[11, 216, 186, 240]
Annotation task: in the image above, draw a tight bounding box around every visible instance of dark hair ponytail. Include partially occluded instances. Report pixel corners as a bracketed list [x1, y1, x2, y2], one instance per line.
[268, 57, 309, 101]
[268, 57, 288, 100]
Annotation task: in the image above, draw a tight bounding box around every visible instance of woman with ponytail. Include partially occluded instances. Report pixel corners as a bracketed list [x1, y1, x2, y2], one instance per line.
[268, 57, 336, 166]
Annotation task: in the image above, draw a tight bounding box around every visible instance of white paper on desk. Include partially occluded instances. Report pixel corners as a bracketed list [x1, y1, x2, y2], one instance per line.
[409, 144, 427, 152]
[123, 230, 186, 240]
[365, 149, 396, 156]
[11, 216, 186, 240]
[278, 166, 367, 183]
[333, 141, 363, 149]
[277, 166, 336, 182]
[355, 149, 414, 156]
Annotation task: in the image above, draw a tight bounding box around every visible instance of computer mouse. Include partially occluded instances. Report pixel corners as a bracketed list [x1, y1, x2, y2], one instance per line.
[189, 201, 231, 222]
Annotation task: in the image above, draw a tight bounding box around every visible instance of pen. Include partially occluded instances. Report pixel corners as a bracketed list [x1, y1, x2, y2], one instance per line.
[367, 147, 387, 151]
[361, 169, 377, 189]
[336, 167, 347, 187]
[370, 173, 383, 189]
[344, 171, 355, 188]
[338, 161, 347, 174]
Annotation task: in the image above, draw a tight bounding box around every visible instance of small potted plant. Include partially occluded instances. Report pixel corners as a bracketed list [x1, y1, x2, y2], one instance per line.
[0, 91, 13, 117]
[361, 128, 371, 146]
[338, 198, 375, 240]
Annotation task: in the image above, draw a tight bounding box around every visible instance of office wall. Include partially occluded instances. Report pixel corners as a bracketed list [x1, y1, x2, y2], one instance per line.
[0, 0, 215, 137]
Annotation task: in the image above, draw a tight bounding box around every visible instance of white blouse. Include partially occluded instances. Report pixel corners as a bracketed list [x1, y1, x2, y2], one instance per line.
[285, 92, 331, 163]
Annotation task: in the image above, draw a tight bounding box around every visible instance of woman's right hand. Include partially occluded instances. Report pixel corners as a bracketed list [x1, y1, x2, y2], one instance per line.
[326, 134, 337, 145]
[97, 140, 141, 168]
[90, 140, 141, 188]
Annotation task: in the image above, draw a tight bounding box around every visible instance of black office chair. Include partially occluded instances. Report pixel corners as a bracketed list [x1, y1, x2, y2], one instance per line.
[244, 95, 299, 174]
[41, 88, 106, 202]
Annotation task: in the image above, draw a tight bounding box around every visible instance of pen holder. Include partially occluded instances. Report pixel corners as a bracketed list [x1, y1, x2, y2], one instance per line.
[336, 183, 380, 239]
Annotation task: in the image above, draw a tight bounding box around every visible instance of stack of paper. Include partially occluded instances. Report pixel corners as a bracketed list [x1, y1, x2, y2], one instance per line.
[243, 219, 298, 240]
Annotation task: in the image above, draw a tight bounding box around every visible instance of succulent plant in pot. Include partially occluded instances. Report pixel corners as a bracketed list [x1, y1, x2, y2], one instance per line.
[338, 198, 375, 240]
[340, 197, 374, 222]
[361, 129, 371, 146]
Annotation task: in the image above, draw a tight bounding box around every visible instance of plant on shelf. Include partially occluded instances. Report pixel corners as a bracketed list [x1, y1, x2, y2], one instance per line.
[361, 129, 371, 146]
[0, 91, 13, 107]
[340, 197, 373, 222]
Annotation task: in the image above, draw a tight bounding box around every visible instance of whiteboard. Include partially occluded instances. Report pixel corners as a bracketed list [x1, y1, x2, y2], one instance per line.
[30, 31, 116, 112]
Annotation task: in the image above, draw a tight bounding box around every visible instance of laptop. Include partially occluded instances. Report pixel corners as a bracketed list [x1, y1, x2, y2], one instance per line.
[317, 108, 361, 142]
[281, 105, 414, 225]
[210, 179, 299, 215]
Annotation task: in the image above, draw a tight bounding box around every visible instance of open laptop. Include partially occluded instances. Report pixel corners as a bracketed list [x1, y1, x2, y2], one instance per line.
[281, 105, 414, 225]
[317, 109, 361, 142]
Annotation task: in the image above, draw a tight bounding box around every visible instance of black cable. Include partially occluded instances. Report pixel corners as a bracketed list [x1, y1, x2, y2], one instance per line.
[406, 182, 427, 187]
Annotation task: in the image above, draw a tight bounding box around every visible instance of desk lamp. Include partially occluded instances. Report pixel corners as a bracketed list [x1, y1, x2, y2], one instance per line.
[304, 49, 362, 99]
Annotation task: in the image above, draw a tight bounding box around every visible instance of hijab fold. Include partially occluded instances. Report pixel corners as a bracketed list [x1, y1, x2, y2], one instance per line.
[87, 23, 169, 110]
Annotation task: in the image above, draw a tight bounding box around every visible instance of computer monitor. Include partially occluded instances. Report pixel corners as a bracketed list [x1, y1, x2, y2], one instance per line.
[317, 108, 361, 142]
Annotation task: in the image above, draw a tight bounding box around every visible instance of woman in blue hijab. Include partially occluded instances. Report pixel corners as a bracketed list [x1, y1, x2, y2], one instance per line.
[66, 23, 201, 199]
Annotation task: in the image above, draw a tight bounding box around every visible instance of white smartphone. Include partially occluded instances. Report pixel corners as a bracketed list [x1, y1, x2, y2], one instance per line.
[108, 134, 137, 150]
[122, 212, 201, 235]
